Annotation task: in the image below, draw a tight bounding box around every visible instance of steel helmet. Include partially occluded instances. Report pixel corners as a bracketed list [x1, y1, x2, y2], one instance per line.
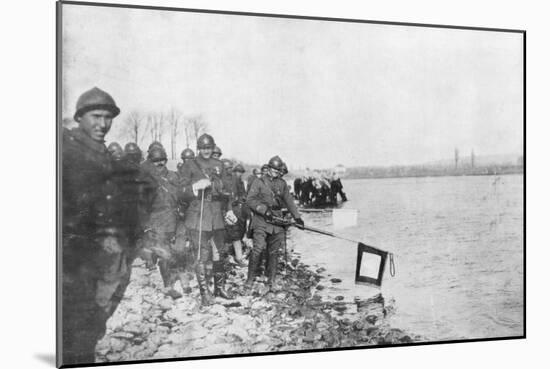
[221, 159, 234, 169]
[233, 164, 245, 173]
[252, 168, 261, 175]
[107, 142, 123, 155]
[124, 142, 142, 156]
[147, 147, 167, 162]
[212, 145, 222, 157]
[268, 155, 284, 171]
[180, 148, 195, 160]
[74, 87, 120, 121]
[148, 141, 164, 152]
[197, 134, 215, 150]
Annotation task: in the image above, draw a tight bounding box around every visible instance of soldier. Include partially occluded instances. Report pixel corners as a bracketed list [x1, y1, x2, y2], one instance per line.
[123, 142, 143, 165]
[212, 145, 222, 160]
[139, 146, 186, 299]
[107, 142, 124, 161]
[246, 168, 262, 193]
[246, 156, 304, 290]
[177, 148, 195, 174]
[141, 141, 164, 175]
[179, 134, 235, 305]
[225, 164, 248, 267]
[62, 87, 139, 365]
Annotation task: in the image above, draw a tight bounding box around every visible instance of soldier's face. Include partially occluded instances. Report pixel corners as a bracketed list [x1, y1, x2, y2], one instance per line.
[269, 168, 281, 178]
[77, 109, 114, 142]
[153, 160, 167, 168]
[199, 148, 213, 159]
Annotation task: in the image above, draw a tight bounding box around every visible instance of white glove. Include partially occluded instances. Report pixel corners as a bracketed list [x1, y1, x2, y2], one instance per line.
[224, 210, 238, 225]
[192, 179, 211, 195]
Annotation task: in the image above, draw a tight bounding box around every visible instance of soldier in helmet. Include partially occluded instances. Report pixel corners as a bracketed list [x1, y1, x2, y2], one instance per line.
[212, 145, 222, 160]
[226, 164, 248, 267]
[139, 146, 186, 299]
[62, 87, 141, 365]
[107, 142, 124, 161]
[123, 142, 142, 165]
[177, 148, 195, 174]
[179, 134, 235, 305]
[246, 168, 262, 193]
[246, 156, 304, 290]
[140, 141, 165, 175]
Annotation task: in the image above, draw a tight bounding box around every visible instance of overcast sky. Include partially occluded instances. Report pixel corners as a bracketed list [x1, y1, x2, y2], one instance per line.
[62, 4, 523, 169]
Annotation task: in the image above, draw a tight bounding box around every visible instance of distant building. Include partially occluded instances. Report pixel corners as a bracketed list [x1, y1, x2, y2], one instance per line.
[334, 164, 346, 177]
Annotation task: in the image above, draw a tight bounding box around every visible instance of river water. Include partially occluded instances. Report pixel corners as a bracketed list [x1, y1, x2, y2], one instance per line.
[289, 174, 524, 341]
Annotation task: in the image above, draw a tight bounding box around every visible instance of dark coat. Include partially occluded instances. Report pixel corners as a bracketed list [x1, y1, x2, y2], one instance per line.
[246, 175, 300, 234]
[179, 156, 229, 232]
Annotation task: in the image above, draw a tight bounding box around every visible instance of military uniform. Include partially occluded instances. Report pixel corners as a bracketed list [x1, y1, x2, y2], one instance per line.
[179, 142, 233, 304]
[62, 128, 137, 365]
[142, 163, 183, 290]
[246, 172, 301, 286]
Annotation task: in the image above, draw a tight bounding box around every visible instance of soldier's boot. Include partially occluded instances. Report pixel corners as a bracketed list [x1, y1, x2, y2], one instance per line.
[195, 264, 214, 306]
[340, 191, 348, 202]
[266, 251, 279, 291]
[159, 261, 183, 299]
[245, 251, 261, 288]
[213, 261, 234, 299]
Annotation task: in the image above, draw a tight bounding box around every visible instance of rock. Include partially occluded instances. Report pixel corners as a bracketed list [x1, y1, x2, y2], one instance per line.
[316, 267, 326, 273]
[254, 343, 270, 352]
[105, 352, 122, 362]
[365, 315, 378, 325]
[330, 278, 342, 283]
[208, 304, 227, 316]
[204, 316, 230, 329]
[158, 298, 173, 311]
[192, 343, 236, 356]
[315, 284, 325, 290]
[399, 335, 412, 343]
[335, 295, 345, 301]
[352, 321, 365, 331]
[222, 301, 242, 308]
[225, 325, 250, 342]
[111, 331, 134, 339]
[333, 303, 347, 313]
[366, 327, 380, 336]
[109, 338, 127, 352]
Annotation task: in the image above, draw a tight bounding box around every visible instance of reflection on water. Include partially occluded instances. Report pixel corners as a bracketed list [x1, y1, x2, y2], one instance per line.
[289, 174, 523, 341]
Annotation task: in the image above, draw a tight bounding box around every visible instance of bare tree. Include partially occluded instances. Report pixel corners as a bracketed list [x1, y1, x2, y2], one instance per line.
[123, 110, 146, 145]
[184, 114, 208, 147]
[146, 111, 165, 144]
[454, 148, 460, 170]
[166, 108, 183, 159]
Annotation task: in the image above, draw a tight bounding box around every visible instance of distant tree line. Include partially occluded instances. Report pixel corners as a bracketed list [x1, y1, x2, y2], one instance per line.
[63, 108, 209, 160]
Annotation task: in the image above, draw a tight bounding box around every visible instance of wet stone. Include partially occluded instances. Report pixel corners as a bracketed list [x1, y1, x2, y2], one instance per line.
[330, 278, 342, 283]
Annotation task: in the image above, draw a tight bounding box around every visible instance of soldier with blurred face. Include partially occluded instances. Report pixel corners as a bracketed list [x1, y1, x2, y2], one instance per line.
[179, 134, 235, 305]
[140, 146, 185, 299]
[123, 142, 143, 165]
[62, 87, 141, 365]
[107, 142, 124, 161]
[177, 148, 195, 175]
[212, 145, 222, 160]
[226, 164, 248, 267]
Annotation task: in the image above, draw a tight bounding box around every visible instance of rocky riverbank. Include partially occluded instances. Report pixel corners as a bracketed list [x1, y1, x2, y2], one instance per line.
[96, 246, 421, 363]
